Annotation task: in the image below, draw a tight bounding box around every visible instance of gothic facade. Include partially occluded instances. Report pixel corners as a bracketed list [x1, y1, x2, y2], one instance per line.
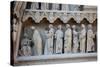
[11, 1, 97, 66]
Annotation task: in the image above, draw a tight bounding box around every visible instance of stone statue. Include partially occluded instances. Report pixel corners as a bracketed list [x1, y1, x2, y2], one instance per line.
[24, 27, 34, 40]
[55, 25, 63, 54]
[31, 26, 42, 56]
[12, 18, 18, 42]
[87, 24, 95, 52]
[21, 33, 32, 56]
[64, 24, 72, 53]
[72, 25, 79, 53]
[44, 28, 49, 55]
[79, 24, 86, 53]
[44, 24, 54, 55]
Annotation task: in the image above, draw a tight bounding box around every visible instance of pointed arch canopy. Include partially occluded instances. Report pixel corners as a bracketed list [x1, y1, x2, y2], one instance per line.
[22, 10, 97, 24]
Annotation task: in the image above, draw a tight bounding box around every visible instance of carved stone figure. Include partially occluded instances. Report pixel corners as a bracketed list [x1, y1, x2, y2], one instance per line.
[64, 24, 72, 53]
[44, 24, 54, 55]
[31, 26, 42, 56]
[44, 28, 49, 55]
[24, 27, 34, 40]
[72, 25, 79, 53]
[55, 25, 63, 54]
[87, 24, 95, 52]
[79, 24, 86, 53]
[21, 34, 32, 56]
[13, 18, 18, 42]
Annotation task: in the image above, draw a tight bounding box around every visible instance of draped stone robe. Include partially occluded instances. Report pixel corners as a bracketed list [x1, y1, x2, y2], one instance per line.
[44, 31, 49, 55]
[32, 30, 42, 56]
[79, 29, 86, 52]
[72, 30, 79, 53]
[12, 18, 18, 43]
[44, 28, 54, 55]
[64, 28, 72, 53]
[55, 29, 63, 54]
[87, 29, 95, 52]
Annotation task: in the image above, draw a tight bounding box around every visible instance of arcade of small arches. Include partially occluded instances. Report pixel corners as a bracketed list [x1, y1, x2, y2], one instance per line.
[22, 10, 97, 24]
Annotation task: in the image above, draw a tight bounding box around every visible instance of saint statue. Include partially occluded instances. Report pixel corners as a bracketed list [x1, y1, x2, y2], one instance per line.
[12, 18, 18, 43]
[87, 24, 95, 52]
[64, 24, 72, 53]
[31, 26, 42, 56]
[44, 28, 49, 55]
[44, 24, 54, 55]
[79, 24, 86, 53]
[21, 33, 32, 56]
[72, 25, 79, 53]
[55, 25, 63, 54]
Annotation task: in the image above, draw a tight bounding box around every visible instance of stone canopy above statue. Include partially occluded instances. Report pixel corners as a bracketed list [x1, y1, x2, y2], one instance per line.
[14, 1, 97, 24]
[22, 10, 97, 23]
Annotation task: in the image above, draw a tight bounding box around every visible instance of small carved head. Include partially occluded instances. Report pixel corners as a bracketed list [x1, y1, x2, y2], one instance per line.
[13, 18, 17, 24]
[81, 24, 85, 29]
[49, 24, 53, 28]
[88, 24, 92, 29]
[24, 33, 28, 38]
[31, 26, 35, 30]
[66, 24, 70, 29]
[58, 25, 62, 30]
[72, 25, 76, 29]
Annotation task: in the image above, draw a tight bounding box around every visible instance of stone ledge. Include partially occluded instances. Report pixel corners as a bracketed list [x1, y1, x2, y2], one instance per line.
[25, 9, 97, 13]
[16, 53, 97, 61]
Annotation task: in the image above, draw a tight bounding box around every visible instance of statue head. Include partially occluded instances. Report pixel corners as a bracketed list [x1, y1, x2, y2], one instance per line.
[58, 25, 62, 30]
[13, 18, 17, 24]
[24, 33, 28, 38]
[81, 24, 85, 29]
[31, 26, 35, 30]
[66, 24, 70, 29]
[72, 25, 76, 30]
[88, 24, 92, 29]
[49, 24, 53, 28]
